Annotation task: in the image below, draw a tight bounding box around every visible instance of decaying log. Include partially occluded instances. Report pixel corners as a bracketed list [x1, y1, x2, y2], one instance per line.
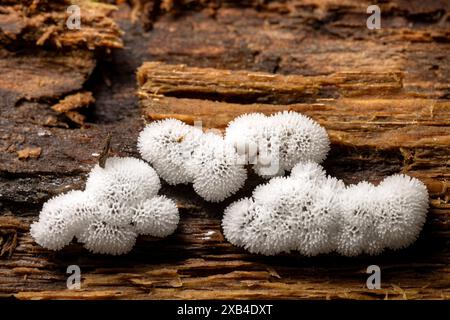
[138, 62, 449, 186]
[0, 0, 126, 204]
[0, 0, 123, 115]
[138, 61, 404, 103]
[0, 48, 96, 108]
[0, 0, 449, 300]
[0, 0, 123, 49]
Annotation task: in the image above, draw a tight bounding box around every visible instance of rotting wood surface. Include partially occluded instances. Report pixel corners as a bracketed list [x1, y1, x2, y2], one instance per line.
[0, 0, 449, 299]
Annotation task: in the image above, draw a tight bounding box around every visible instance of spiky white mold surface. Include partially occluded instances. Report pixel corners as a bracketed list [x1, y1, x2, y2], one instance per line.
[138, 111, 329, 201]
[138, 119, 248, 202]
[30, 157, 179, 255]
[225, 111, 330, 177]
[137, 119, 203, 185]
[222, 162, 428, 256]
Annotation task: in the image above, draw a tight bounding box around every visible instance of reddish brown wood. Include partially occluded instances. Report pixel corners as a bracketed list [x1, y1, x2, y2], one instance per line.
[0, 0, 449, 300]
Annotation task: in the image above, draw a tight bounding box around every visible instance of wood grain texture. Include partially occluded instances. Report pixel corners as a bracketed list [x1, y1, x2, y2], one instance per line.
[0, 0, 449, 300]
[0, 0, 123, 49]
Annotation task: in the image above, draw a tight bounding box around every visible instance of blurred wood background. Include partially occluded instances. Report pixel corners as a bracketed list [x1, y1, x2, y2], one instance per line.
[0, 0, 449, 299]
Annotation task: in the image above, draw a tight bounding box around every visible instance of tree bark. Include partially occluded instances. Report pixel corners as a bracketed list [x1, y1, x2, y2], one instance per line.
[0, 0, 449, 300]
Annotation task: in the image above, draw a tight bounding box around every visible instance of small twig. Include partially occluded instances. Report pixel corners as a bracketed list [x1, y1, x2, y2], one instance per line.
[99, 134, 112, 168]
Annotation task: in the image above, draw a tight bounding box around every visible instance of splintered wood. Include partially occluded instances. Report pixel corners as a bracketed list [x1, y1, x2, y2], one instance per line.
[0, 0, 449, 300]
[135, 60, 449, 299]
[0, 0, 123, 49]
[137, 62, 449, 186]
[137, 62, 404, 103]
[0, 0, 122, 123]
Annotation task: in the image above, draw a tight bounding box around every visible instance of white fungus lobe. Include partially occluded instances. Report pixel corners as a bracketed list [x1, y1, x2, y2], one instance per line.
[222, 161, 428, 256]
[138, 112, 328, 201]
[185, 133, 248, 202]
[79, 221, 138, 256]
[30, 157, 180, 255]
[138, 119, 248, 202]
[137, 119, 203, 185]
[30, 190, 89, 251]
[225, 111, 330, 177]
[132, 196, 180, 237]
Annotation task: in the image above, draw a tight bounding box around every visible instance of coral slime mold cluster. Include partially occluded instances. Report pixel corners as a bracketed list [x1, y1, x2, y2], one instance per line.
[222, 162, 428, 256]
[31, 157, 179, 255]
